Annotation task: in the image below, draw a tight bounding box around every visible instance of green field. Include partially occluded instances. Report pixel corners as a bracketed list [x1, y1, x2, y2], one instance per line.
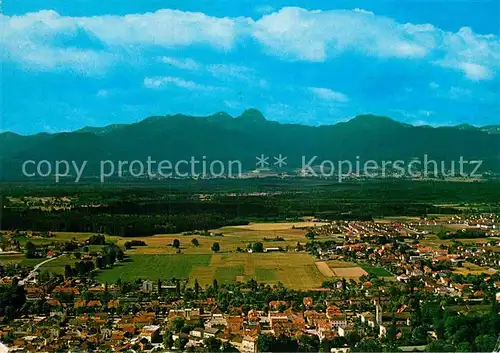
[39, 255, 78, 275]
[10, 232, 96, 246]
[95, 252, 325, 289]
[2, 226, 328, 289]
[361, 265, 393, 277]
[0, 254, 46, 267]
[96, 254, 212, 283]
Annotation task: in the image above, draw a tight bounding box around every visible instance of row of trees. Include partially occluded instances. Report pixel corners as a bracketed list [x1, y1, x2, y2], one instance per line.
[1, 209, 249, 237]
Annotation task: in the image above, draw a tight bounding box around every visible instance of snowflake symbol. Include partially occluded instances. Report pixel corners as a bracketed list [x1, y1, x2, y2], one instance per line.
[274, 154, 287, 168]
[256, 154, 269, 168]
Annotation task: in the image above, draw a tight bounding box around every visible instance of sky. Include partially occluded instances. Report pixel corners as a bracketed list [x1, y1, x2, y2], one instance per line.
[2, 0, 499, 134]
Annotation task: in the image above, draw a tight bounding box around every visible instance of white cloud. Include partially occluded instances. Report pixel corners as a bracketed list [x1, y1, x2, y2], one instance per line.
[0, 9, 244, 73]
[252, 7, 430, 61]
[435, 60, 492, 81]
[158, 56, 266, 86]
[2, 9, 241, 49]
[309, 87, 349, 102]
[251, 7, 498, 80]
[1, 7, 498, 80]
[353, 8, 375, 16]
[434, 27, 498, 80]
[0, 11, 115, 74]
[144, 76, 218, 91]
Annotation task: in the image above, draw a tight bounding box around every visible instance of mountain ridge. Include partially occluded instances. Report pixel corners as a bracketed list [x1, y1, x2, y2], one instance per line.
[3, 110, 499, 137]
[1, 110, 499, 179]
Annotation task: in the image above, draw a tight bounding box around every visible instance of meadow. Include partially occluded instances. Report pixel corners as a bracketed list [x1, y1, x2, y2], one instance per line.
[27, 222, 337, 289]
[0, 254, 45, 267]
[115, 222, 329, 255]
[96, 252, 325, 289]
[15, 219, 496, 288]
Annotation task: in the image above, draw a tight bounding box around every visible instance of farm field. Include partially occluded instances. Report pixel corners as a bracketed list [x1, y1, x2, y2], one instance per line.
[232, 222, 329, 231]
[419, 235, 499, 249]
[39, 255, 78, 275]
[0, 254, 45, 267]
[96, 253, 325, 289]
[452, 262, 496, 275]
[5, 222, 332, 289]
[375, 216, 421, 223]
[116, 222, 328, 255]
[315, 260, 368, 279]
[331, 267, 368, 278]
[1, 231, 101, 246]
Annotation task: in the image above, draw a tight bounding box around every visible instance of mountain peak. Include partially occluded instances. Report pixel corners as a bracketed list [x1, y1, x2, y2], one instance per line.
[208, 111, 233, 122]
[237, 109, 267, 122]
[343, 114, 410, 129]
[350, 114, 396, 123]
[454, 123, 477, 131]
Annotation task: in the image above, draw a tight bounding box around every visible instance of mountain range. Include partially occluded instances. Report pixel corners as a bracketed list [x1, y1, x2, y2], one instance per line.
[1, 109, 499, 180]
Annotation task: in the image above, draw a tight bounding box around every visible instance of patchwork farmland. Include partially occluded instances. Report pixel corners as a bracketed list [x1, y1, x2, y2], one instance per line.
[4, 221, 403, 289]
[96, 253, 325, 289]
[315, 260, 368, 279]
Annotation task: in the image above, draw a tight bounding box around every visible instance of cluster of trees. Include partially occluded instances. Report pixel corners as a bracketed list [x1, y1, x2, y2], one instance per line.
[437, 229, 487, 240]
[305, 231, 316, 239]
[263, 236, 285, 242]
[87, 234, 106, 245]
[257, 332, 384, 352]
[124, 240, 147, 249]
[0, 282, 26, 321]
[211, 242, 220, 253]
[64, 261, 95, 278]
[416, 299, 500, 352]
[1, 209, 249, 237]
[95, 244, 124, 269]
[248, 242, 264, 252]
[2, 180, 480, 238]
[24, 241, 39, 258]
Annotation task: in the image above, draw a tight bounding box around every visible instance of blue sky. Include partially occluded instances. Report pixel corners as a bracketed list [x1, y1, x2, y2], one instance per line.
[2, 0, 499, 134]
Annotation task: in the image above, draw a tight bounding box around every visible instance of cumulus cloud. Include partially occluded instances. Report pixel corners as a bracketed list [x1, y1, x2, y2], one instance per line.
[435, 60, 492, 81]
[0, 11, 116, 74]
[1, 7, 498, 80]
[308, 87, 349, 102]
[250, 7, 498, 80]
[2, 9, 241, 49]
[0, 9, 243, 73]
[252, 7, 431, 61]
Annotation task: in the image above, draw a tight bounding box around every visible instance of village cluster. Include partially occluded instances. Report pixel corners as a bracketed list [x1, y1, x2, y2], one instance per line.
[0, 213, 498, 352]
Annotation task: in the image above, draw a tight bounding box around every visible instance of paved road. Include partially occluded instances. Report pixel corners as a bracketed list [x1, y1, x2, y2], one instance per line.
[19, 256, 60, 285]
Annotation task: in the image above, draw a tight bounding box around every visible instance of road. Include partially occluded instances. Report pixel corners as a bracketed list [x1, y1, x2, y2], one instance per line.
[19, 256, 60, 286]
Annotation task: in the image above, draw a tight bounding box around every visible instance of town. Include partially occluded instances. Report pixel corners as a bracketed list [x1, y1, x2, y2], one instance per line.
[0, 211, 499, 352]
